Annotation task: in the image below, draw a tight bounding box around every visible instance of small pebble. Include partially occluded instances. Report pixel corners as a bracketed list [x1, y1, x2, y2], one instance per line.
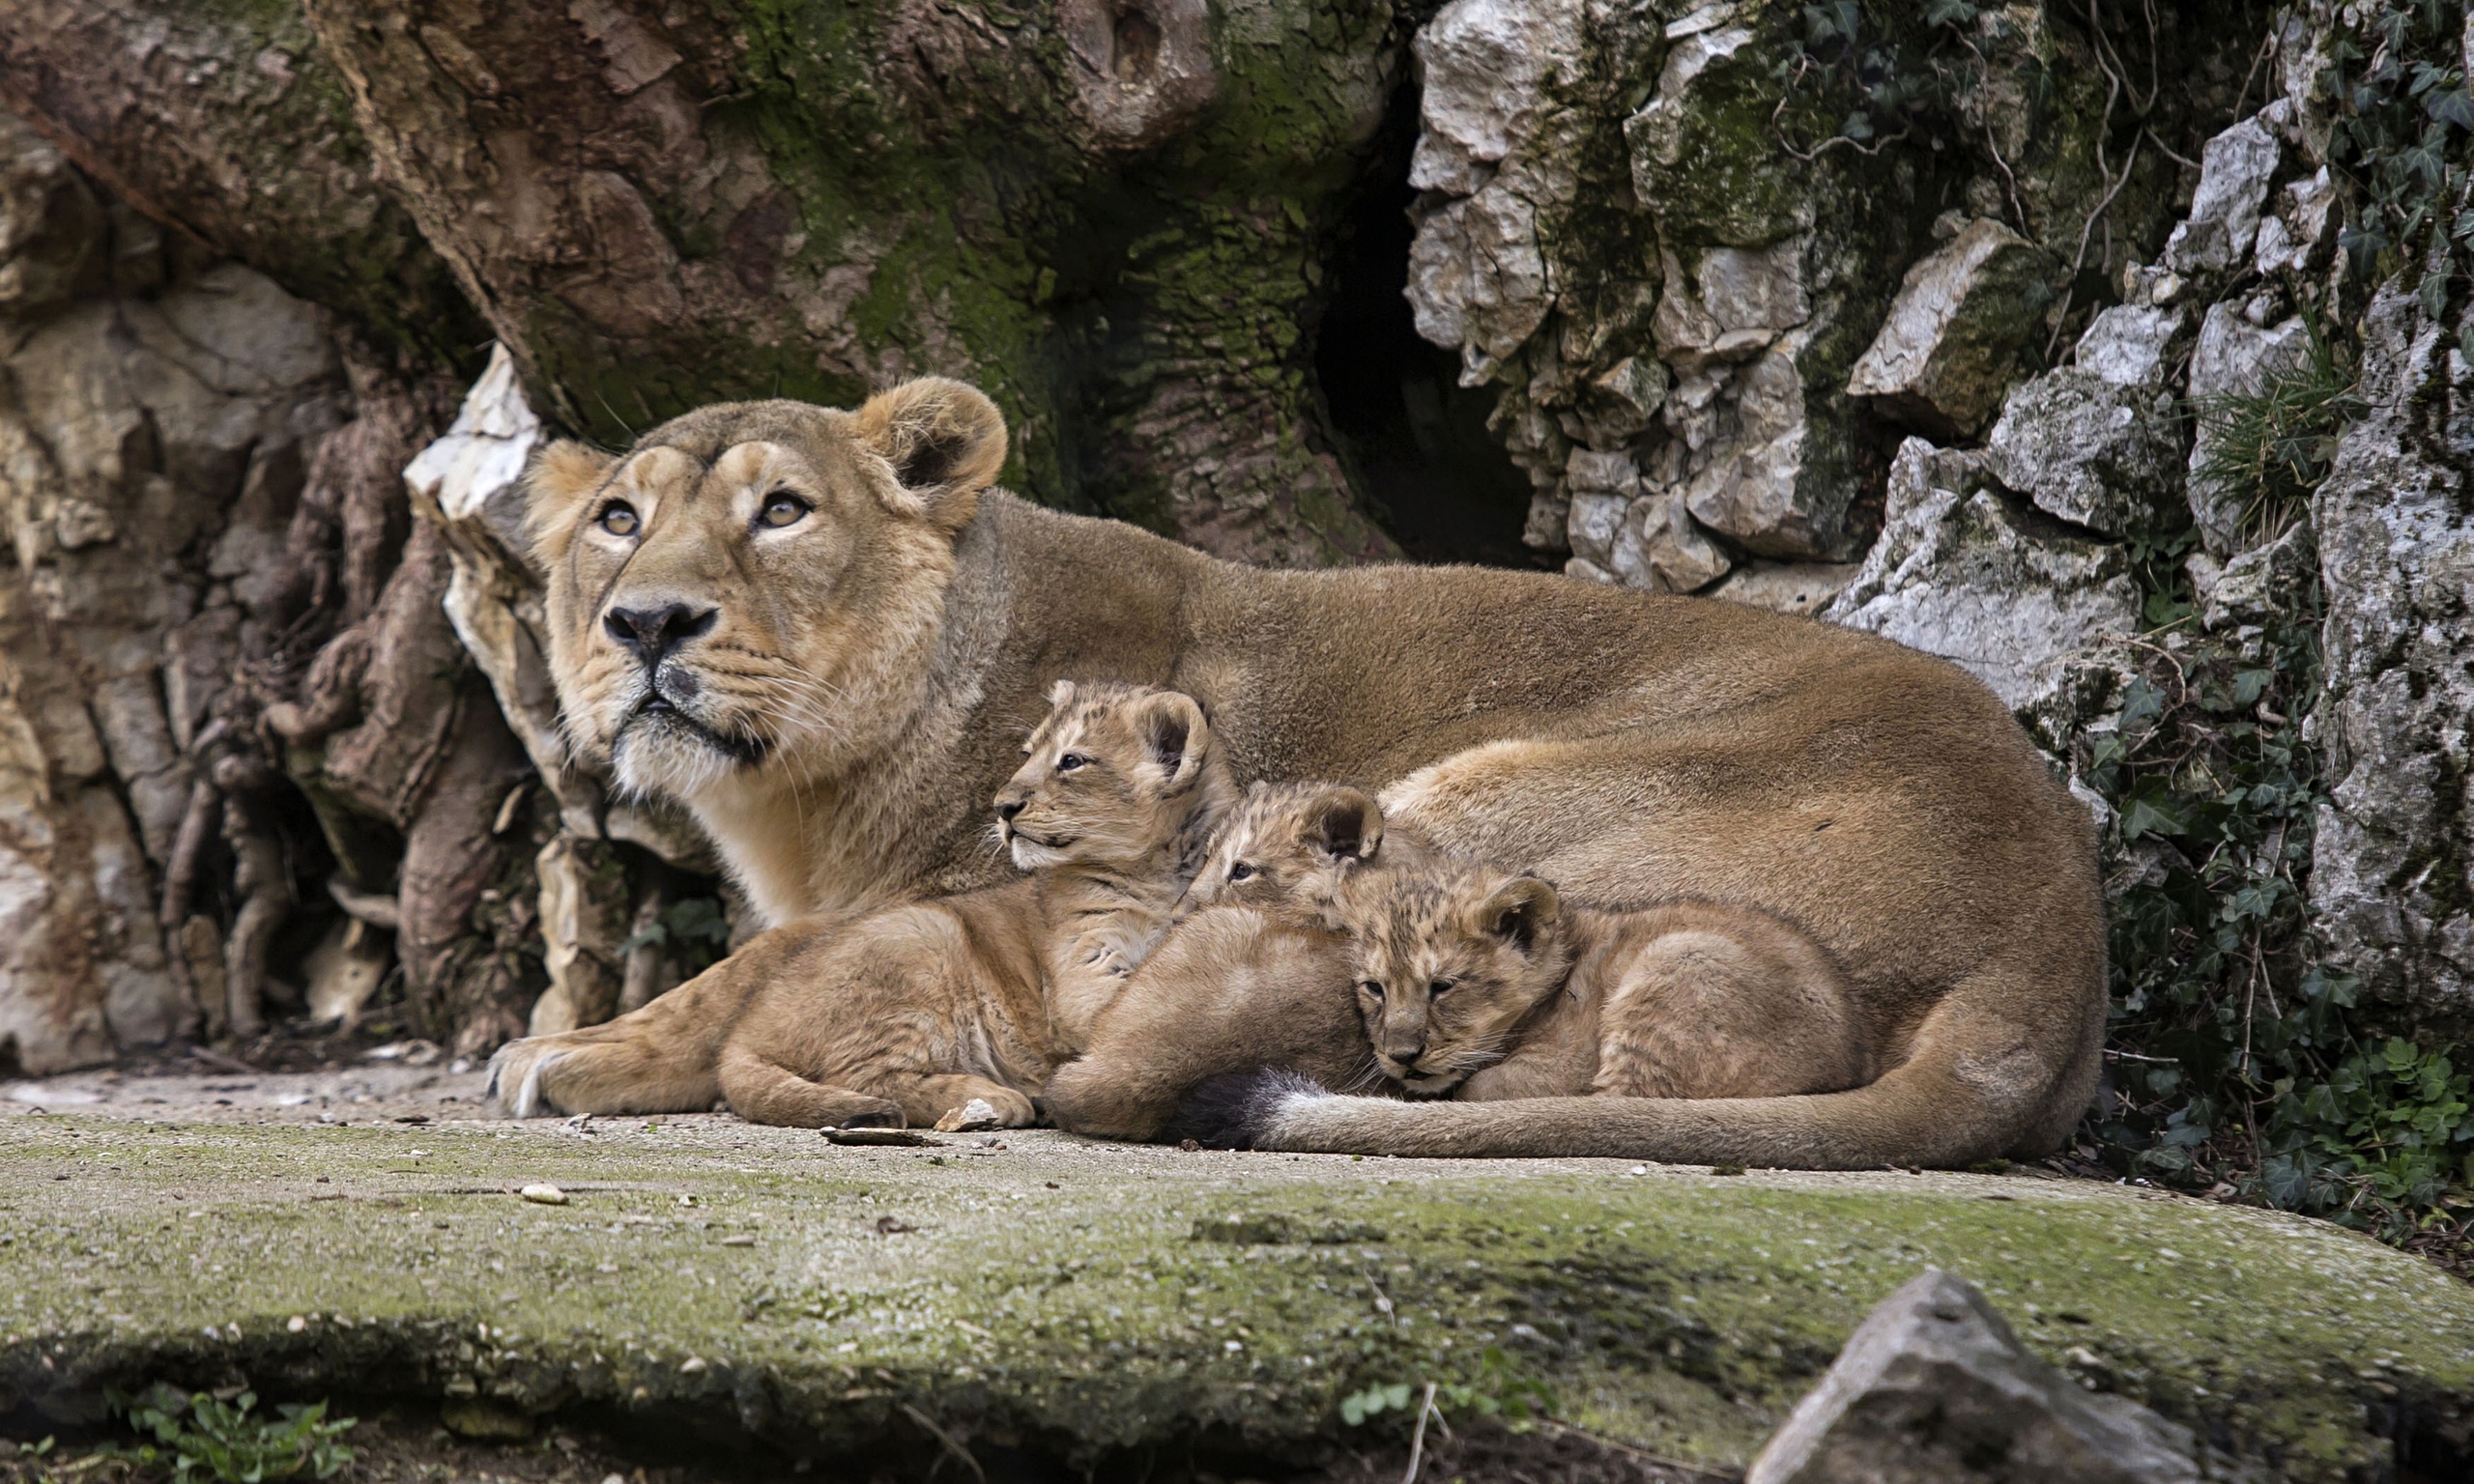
[518, 1184, 568, 1206]
[678, 1356, 708, 1375]
[718, 1234, 756, 1247]
[286, 1315, 306, 1332]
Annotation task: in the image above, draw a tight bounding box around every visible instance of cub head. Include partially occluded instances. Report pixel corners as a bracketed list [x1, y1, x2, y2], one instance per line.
[1339, 860, 1568, 1096]
[1185, 781, 1403, 921]
[992, 680, 1231, 872]
[523, 378, 1008, 804]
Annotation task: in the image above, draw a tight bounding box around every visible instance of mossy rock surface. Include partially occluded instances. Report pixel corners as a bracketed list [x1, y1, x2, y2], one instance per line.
[1, 1114, 2466, 1478]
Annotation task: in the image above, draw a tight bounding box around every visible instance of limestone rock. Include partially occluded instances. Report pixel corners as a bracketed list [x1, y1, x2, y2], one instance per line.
[1611, 489, 1731, 593]
[1710, 560, 1859, 615]
[2163, 118, 2280, 276]
[409, 346, 569, 807]
[1847, 218, 2054, 440]
[2201, 522, 2313, 634]
[2253, 167, 2337, 277]
[2310, 280, 2474, 1036]
[1985, 369, 2187, 536]
[1746, 1268, 2245, 1484]
[2185, 300, 2309, 556]
[1827, 439, 2139, 714]
[1625, 11, 1802, 247]
[2073, 304, 2189, 388]
[1403, 0, 1591, 385]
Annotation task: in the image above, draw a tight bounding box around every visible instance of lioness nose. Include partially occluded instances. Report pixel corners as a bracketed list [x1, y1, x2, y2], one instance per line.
[604, 602, 717, 667]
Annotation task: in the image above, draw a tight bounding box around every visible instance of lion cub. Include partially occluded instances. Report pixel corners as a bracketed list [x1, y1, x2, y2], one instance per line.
[1042, 782, 1421, 1140]
[489, 680, 1231, 1128]
[1340, 859, 1870, 1103]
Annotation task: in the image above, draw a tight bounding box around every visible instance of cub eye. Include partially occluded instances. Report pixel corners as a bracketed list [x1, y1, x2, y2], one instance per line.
[1428, 980, 1455, 998]
[759, 492, 811, 528]
[597, 501, 640, 538]
[1227, 862, 1257, 882]
[1056, 753, 1088, 771]
[1358, 980, 1385, 1000]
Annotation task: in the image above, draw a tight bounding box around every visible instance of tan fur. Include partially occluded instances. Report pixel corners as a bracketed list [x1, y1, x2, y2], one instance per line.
[1339, 858, 1865, 1106]
[1043, 784, 1413, 1140]
[521, 379, 2107, 1167]
[486, 683, 1230, 1126]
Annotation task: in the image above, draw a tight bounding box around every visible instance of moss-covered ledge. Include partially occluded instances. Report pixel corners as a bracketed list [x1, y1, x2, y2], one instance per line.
[1, 1116, 2465, 1478]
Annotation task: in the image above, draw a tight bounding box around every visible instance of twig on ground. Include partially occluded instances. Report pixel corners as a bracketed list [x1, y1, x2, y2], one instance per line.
[1400, 1382, 1440, 1484]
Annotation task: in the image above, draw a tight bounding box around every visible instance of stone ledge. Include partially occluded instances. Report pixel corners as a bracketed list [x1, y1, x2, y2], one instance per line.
[2, 1115, 2467, 1478]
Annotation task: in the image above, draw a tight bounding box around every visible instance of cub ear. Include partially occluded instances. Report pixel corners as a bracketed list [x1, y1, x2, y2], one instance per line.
[851, 377, 1008, 528]
[1136, 690, 1211, 791]
[523, 440, 618, 567]
[1473, 874, 1560, 951]
[1303, 787, 1383, 863]
[1047, 678, 1079, 711]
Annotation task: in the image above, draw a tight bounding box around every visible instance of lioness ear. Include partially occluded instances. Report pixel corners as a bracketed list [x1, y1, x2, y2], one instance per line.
[1136, 690, 1210, 791]
[851, 377, 1007, 528]
[1305, 787, 1383, 863]
[523, 440, 618, 567]
[1474, 875, 1560, 951]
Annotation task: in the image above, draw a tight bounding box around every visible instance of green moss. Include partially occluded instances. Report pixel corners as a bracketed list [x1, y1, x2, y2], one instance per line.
[2, 1119, 2465, 1477]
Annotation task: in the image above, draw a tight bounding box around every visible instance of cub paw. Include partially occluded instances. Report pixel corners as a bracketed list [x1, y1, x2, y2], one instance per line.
[934, 1090, 1037, 1131]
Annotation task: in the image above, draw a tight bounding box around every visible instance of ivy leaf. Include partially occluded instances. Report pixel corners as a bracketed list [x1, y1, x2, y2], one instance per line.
[2425, 86, 2474, 128]
[2119, 779, 2191, 842]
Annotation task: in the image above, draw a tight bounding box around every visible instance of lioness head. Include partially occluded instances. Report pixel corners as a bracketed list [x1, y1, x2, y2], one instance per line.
[1339, 860, 1568, 1096]
[523, 379, 1007, 804]
[992, 680, 1229, 872]
[1184, 781, 1395, 921]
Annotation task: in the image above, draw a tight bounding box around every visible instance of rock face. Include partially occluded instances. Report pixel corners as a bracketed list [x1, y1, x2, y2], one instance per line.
[2310, 279, 2474, 1038]
[1826, 440, 2138, 714]
[1746, 1269, 2247, 1484]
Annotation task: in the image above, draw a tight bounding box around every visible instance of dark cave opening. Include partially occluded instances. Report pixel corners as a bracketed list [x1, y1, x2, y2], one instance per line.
[1311, 86, 1544, 570]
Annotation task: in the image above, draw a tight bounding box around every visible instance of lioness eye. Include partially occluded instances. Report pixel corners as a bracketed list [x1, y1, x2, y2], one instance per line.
[1227, 862, 1257, 882]
[759, 492, 810, 528]
[1359, 980, 1384, 1000]
[1057, 753, 1087, 771]
[1429, 980, 1454, 998]
[597, 501, 639, 537]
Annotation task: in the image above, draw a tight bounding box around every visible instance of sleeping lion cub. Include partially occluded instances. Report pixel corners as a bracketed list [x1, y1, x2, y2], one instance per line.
[488, 681, 1232, 1127]
[1043, 782, 1421, 1141]
[1340, 858, 1869, 1103]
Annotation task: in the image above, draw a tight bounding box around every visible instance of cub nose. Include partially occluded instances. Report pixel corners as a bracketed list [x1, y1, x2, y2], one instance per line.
[604, 602, 717, 667]
[994, 798, 1026, 823]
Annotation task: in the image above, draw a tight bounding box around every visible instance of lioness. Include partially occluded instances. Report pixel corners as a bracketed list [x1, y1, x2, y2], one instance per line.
[488, 681, 1232, 1126]
[520, 376, 2103, 1167]
[1342, 858, 1864, 1104]
[1043, 782, 1410, 1141]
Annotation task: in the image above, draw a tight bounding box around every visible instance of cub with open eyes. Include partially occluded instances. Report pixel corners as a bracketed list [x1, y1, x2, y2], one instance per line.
[1040, 782, 1424, 1141]
[1343, 859, 1870, 1105]
[488, 680, 1230, 1128]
